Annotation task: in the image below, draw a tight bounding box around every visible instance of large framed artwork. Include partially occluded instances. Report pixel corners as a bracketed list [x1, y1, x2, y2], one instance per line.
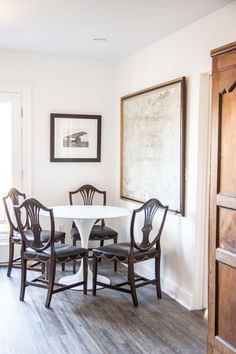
[50, 113, 101, 162]
[120, 77, 186, 215]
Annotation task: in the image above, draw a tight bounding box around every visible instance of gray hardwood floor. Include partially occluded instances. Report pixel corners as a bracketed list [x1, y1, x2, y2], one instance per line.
[0, 261, 207, 354]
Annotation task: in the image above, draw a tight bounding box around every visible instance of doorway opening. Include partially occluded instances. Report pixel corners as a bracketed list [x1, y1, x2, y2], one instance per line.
[0, 92, 22, 232]
[0, 84, 31, 263]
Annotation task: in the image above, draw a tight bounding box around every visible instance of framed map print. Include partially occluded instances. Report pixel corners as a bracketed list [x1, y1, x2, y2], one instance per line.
[120, 77, 186, 215]
[50, 113, 101, 162]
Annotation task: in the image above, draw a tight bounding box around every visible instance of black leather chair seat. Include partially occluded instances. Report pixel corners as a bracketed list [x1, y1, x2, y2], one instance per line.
[24, 244, 87, 262]
[12, 230, 65, 244]
[93, 242, 158, 263]
[71, 225, 118, 241]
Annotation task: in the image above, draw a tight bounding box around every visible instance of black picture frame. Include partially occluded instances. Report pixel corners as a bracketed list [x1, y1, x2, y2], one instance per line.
[50, 113, 101, 162]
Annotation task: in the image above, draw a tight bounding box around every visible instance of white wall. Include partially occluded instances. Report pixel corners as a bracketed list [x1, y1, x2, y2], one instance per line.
[0, 52, 116, 239]
[115, 1, 236, 309]
[0, 1, 235, 309]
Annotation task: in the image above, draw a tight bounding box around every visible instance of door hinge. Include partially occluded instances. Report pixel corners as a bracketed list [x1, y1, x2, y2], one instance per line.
[21, 107, 23, 118]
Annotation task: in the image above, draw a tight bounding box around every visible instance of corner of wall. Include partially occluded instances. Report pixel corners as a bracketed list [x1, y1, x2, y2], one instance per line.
[134, 261, 194, 310]
[161, 276, 194, 310]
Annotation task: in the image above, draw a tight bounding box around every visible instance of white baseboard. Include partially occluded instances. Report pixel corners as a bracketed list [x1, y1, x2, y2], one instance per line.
[0, 243, 9, 263]
[134, 262, 194, 310]
[0, 243, 20, 264]
[161, 276, 194, 310]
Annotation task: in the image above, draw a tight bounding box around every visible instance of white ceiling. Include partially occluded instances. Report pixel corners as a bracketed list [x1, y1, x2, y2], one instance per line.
[0, 0, 233, 61]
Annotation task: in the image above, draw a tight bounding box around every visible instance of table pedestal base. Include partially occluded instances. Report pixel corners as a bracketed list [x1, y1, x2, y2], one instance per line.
[59, 264, 110, 291]
[59, 217, 110, 290]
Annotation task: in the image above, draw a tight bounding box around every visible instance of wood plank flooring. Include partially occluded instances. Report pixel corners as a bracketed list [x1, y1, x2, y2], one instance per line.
[0, 261, 207, 354]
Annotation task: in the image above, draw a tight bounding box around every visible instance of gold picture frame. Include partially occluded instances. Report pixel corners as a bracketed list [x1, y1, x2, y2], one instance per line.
[120, 77, 186, 215]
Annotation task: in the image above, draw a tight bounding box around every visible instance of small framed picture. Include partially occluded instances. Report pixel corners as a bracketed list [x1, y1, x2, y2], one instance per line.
[50, 113, 101, 162]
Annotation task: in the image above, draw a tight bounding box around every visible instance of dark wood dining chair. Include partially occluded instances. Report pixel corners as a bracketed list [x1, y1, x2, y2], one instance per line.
[69, 184, 118, 273]
[14, 198, 88, 308]
[92, 198, 168, 306]
[3, 187, 66, 276]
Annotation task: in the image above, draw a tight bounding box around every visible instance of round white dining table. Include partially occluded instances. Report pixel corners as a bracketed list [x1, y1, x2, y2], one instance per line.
[50, 205, 129, 290]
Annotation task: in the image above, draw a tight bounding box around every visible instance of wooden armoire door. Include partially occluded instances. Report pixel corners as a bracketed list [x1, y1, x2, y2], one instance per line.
[208, 41, 236, 354]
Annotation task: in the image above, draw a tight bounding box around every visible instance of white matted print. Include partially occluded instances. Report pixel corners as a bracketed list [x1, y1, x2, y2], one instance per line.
[50, 114, 101, 162]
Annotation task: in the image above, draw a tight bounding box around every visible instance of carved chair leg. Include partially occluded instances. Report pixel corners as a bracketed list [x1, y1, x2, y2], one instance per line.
[113, 237, 118, 272]
[98, 240, 104, 262]
[72, 238, 77, 274]
[128, 259, 138, 307]
[61, 236, 65, 271]
[7, 241, 14, 277]
[93, 255, 98, 296]
[155, 255, 162, 299]
[45, 259, 56, 308]
[41, 262, 46, 274]
[83, 256, 88, 295]
[20, 257, 27, 301]
[45, 262, 50, 280]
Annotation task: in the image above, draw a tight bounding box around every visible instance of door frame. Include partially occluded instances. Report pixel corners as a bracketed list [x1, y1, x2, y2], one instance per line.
[0, 83, 32, 196]
[193, 72, 211, 309]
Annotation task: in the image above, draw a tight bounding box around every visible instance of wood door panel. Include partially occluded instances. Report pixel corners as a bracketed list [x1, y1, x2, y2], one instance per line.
[218, 52, 236, 71]
[216, 248, 236, 268]
[217, 194, 236, 209]
[209, 42, 236, 354]
[219, 87, 236, 195]
[217, 262, 236, 348]
[218, 207, 236, 253]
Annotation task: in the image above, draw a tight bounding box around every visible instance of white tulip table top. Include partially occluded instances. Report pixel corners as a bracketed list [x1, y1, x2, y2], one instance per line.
[49, 205, 130, 290]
